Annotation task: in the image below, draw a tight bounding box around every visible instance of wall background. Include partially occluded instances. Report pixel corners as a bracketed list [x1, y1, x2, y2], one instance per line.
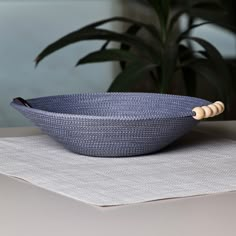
[0, 0, 124, 127]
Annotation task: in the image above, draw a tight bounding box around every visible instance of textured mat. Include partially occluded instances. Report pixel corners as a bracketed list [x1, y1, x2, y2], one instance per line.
[0, 132, 235, 206]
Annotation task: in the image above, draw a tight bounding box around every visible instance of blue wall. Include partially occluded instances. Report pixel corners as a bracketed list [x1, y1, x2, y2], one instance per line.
[0, 0, 123, 127]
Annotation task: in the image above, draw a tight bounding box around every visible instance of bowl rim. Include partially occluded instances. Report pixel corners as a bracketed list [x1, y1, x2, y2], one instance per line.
[11, 92, 210, 121]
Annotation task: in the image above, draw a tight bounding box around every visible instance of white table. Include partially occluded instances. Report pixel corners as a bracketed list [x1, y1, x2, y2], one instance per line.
[0, 121, 236, 236]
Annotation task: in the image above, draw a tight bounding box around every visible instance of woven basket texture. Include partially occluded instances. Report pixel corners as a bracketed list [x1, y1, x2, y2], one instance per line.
[11, 93, 210, 157]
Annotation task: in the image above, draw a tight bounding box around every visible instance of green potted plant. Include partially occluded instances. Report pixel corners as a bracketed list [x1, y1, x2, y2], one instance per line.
[35, 0, 233, 106]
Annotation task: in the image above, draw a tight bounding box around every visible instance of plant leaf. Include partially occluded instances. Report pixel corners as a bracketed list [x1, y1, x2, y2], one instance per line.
[108, 62, 158, 92]
[182, 67, 197, 97]
[35, 28, 158, 66]
[168, 10, 185, 33]
[178, 45, 205, 69]
[120, 24, 142, 70]
[101, 24, 142, 52]
[100, 41, 110, 50]
[178, 44, 194, 61]
[177, 22, 212, 41]
[178, 45, 198, 96]
[189, 9, 227, 22]
[168, 0, 223, 33]
[76, 49, 139, 66]
[185, 59, 226, 99]
[160, 45, 179, 93]
[187, 8, 236, 34]
[191, 0, 224, 10]
[147, 0, 170, 29]
[80, 16, 161, 43]
[179, 38, 232, 100]
[182, 37, 231, 82]
[188, 0, 227, 22]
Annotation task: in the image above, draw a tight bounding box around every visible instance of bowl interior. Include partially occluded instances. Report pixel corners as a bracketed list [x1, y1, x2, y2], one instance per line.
[26, 93, 209, 119]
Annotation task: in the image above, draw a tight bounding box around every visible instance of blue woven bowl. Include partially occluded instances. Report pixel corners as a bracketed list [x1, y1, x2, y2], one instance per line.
[11, 93, 210, 157]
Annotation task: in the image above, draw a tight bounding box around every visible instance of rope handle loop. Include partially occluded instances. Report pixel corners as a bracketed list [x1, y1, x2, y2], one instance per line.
[13, 97, 32, 108]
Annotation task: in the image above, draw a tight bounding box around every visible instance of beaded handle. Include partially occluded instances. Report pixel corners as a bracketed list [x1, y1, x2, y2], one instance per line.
[192, 101, 224, 120]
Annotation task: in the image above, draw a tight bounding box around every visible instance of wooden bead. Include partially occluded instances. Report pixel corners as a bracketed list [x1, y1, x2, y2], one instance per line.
[202, 106, 212, 118]
[192, 107, 205, 120]
[215, 101, 225, 112]
[214, 103, 223, 115]
[208, 104, 218, 117]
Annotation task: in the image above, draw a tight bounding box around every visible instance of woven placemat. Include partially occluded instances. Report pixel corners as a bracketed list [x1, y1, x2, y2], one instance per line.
[0, 131, 235, 206]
